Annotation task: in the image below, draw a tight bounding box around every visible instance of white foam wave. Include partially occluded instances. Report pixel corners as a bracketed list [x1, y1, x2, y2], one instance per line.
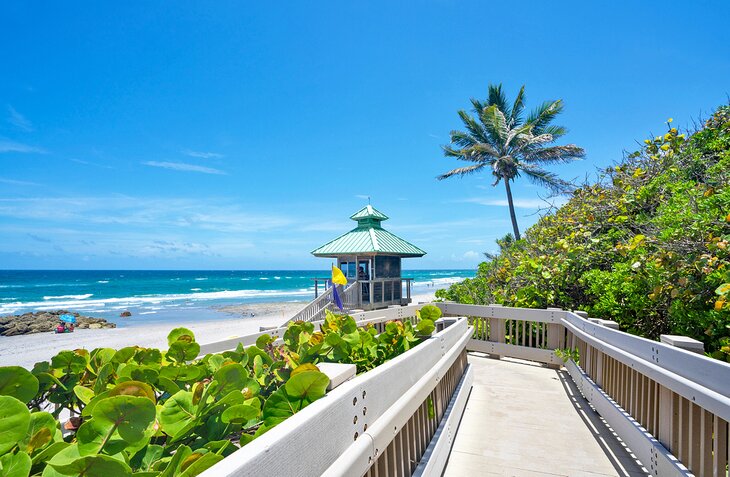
[190, 288, 202, 291]
[1, 288, 314, 315]
[139, 311, 157, 315]
[97, 280, 109, 284]
[43, 294, 93, 300]
[195, 277, 208, 281]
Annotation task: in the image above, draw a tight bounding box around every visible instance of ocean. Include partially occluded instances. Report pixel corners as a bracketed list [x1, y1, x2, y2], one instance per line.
[0, 269, 474, 326]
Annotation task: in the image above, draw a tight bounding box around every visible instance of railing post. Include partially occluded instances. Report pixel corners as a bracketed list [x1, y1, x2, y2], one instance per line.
[488, 305, 505, 360]
[660, 335, 705, 354]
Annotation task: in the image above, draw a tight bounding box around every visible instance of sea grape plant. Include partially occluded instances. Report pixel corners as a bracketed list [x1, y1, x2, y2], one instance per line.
[0, 312, 436, 476]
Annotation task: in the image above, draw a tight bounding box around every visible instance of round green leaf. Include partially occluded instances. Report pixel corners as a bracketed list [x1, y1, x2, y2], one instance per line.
[178, 452, 223, 477]
[0, 396, 31, 454]
[418, 304, 442, 321]
[158, 391, 196, 439]
[165, 341, 200, 363]
[0, 367, 39, 404]
[221, 404, 259, 424]
[284, 371, 329, 401]
[75, 420, 127, 456]
[167, 328, 195, 346]
[50, 352, 87, 375]
[210, 364, 248, 398]
[22, 411, 57, 454]
[73, 386, 95, 405]
[108, 381, 156, 403]
[0, 450, 31, 477]
[91, 396, 156, 444]
[50, 455, 132, 477]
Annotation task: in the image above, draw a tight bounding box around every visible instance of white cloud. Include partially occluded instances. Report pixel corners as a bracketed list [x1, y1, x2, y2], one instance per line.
[142, 161, 226, 175]
[70, 158, 113, 169]
[463, 197, 568, 209]
[449, 250, 482, 262]
[7, 106, 33, 132]
[354, 194, 370, 200]
[0, 139, 46, 154]
[462, 250, 481, 260]
[0, 196, 293, 233]
[181, 149, 224, 159]
[0, 177, 40, 186]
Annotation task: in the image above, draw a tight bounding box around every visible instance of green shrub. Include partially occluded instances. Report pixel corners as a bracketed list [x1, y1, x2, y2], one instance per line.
[438, 105, 730, 359]
[0, 312, 436, 476]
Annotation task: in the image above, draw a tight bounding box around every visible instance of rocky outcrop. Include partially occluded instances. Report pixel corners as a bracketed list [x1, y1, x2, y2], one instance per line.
[0, 310, 116, 336]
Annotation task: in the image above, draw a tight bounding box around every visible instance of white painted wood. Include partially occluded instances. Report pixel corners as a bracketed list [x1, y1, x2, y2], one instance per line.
[437, 303, 564, 324]
[565, 360, 692, 476]
[201, 318, 471, 477]
[318, 362, 357, 391]
[467, 339, 560, 365]
[412, 365, 473, 477]
[660, 335, 705, 354]
[562, 312, 730, 422]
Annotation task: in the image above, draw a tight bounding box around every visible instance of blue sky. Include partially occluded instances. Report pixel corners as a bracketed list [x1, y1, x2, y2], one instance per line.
[1, 1, 728, 270]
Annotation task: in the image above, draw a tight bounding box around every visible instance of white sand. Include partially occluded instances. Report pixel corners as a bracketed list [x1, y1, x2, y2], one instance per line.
[0, 293, 436, 369]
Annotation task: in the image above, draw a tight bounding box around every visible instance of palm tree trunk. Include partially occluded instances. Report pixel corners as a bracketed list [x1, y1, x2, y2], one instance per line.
[503, 179, 521, 240]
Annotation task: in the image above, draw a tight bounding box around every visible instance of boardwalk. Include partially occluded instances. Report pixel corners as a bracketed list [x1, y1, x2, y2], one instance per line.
[444, 354, 648, 477]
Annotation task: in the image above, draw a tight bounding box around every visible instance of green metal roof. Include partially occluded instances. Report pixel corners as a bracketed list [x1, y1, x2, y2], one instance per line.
[312, 206, 426, 258]
[350, 205, 389, 222]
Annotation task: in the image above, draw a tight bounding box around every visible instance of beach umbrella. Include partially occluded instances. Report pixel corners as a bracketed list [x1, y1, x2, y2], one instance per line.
[60, 314, 76, 324]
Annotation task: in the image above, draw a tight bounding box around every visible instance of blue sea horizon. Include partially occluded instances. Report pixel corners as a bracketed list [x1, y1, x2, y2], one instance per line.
[0, 269, 474, 326]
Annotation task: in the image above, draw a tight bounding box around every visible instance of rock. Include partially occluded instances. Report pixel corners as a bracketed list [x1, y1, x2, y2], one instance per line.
[0, 310, 116, 337]
[120, 311, 132, 317]
[87, 323, 102, 329]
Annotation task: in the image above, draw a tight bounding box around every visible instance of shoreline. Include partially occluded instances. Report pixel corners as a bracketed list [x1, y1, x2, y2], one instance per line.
[0, 292, 436, 369]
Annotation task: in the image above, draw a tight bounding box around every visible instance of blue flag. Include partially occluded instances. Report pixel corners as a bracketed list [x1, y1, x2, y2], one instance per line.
[331, 281, 344, 311]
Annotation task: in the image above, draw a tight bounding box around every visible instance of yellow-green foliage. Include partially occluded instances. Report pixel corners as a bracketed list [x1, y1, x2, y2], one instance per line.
[438, 105, 730, 359]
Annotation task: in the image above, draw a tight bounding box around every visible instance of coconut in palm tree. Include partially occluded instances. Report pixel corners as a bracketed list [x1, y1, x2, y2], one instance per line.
[438, 84, 584, 240]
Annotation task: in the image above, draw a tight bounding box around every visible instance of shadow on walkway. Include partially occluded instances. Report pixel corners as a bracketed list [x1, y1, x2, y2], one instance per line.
[556, 369, 649, 477]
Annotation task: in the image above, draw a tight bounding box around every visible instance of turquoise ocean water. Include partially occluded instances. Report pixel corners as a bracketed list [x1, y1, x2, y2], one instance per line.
[0, 270, 474, 326]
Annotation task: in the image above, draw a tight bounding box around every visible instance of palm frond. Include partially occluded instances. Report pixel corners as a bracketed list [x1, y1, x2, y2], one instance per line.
[479, 105, 509, 147]
[505, 122, 534, 149]
[441, 145, 494, 163]
[526, 100, 564, 135]
[510, 85, 526, 126]
[487, 84, 511, 119]
[437, 164, 486, 180]
[520, 165, 575, 193]
[457, 110, 489, 143]
[539, 124, 568, 139]
[449, 130, 478, 148]
[523, 144, 585, 163]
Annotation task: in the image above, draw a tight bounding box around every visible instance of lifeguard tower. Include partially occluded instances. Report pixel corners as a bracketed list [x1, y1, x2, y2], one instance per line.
[313, 205, 425, 309]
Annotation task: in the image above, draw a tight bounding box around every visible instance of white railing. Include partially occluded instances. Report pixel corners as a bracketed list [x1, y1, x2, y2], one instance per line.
[286, 282, 360, 324]
[436, 302, 730, 477]
[201, 309, 472, 477]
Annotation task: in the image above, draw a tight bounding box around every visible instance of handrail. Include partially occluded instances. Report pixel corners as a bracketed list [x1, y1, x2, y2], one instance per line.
[436, 302, 730, 477]
[285, 281, 360, 325]
[202, 315, 471, 477]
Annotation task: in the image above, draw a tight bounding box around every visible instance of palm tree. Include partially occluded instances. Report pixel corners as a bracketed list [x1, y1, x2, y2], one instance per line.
[438, 84, 585, 240]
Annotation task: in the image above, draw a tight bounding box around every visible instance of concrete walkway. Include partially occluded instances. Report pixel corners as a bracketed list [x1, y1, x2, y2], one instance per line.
[443, 354, 649, 477]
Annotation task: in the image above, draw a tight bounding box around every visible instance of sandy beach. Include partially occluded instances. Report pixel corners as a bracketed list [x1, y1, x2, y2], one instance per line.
[0, 293, 436, 369]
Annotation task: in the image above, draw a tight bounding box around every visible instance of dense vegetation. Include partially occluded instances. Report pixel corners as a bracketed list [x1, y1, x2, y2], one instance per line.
[0, 308, 439, 477]
[438, 105, 730, 359]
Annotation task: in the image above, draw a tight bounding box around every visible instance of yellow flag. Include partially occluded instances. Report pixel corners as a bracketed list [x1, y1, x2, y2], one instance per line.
[331, 265, 347, 285]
